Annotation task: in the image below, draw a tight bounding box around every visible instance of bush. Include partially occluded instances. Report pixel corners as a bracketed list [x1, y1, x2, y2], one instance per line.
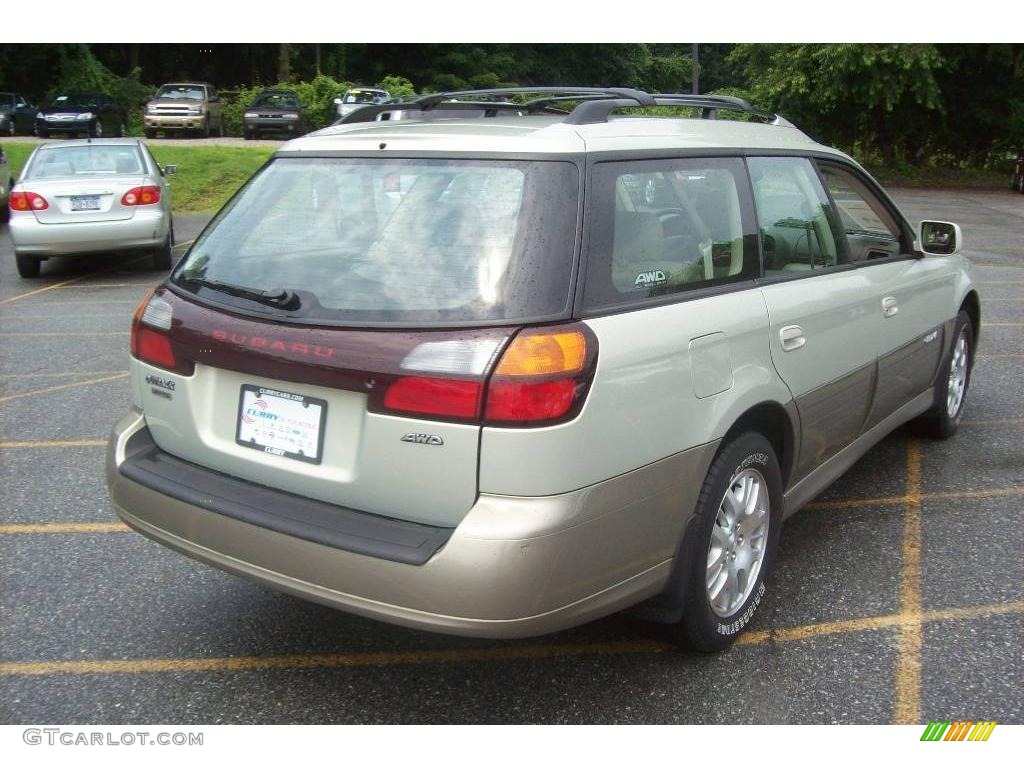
[47, 44, 154, 135]
[221, 74, 417, 136]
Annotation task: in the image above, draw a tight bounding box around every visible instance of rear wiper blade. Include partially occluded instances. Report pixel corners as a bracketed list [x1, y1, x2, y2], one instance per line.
[184, 277, 301, 310]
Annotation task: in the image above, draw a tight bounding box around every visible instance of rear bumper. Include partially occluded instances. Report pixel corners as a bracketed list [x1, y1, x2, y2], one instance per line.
[107, 409, 716, 638]
[9, 209, 168, 256]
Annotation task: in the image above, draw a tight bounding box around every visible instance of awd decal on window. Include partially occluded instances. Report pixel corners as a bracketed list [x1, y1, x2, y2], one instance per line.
[634, 270, 667, 287]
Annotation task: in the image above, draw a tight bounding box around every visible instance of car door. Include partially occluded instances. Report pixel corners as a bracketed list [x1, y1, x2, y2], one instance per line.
[816, 161, 956, 427]
[750, 156, 887, 483]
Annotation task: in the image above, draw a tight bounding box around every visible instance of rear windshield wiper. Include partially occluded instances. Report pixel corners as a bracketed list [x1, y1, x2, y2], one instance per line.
[182, 277, 301, 310]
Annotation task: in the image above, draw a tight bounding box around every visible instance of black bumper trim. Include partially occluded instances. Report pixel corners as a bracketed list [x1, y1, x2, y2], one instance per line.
[119, 427, 453, 565]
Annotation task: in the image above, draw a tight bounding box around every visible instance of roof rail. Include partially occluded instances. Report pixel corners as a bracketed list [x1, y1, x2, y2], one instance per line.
[334, 86, 792, 128]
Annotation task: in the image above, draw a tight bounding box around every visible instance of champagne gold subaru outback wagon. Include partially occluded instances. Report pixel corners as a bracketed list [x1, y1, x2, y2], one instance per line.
[106, 87, 980, 650]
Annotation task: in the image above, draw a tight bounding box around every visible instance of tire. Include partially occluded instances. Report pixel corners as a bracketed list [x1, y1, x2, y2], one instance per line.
[16, 254, 41, 278]
[144, 128, 156, 139]
[90, 120, 102, 138]
[152, 234, 173, 271]
[5, 120, 13, 137]
[35, 126, 49, 138]
[912, 310, 973, 439]
[244, 130, 254, 141]
[671, 432, 783, 652]
[202, 118, 211, 139]
[1, 202, 10, 224]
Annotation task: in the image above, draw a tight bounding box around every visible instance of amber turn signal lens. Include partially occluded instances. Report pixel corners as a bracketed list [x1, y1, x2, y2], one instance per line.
[494, 330, 587, 377]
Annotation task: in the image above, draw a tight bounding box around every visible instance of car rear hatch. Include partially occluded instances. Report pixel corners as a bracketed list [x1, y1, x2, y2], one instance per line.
[132, 155, 581, 529]
[22, 144, 151, 223]
[26, 176, 146, 223]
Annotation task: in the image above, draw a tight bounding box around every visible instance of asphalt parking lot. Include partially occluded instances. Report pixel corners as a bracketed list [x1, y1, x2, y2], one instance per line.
[0, 190, 1021, 724]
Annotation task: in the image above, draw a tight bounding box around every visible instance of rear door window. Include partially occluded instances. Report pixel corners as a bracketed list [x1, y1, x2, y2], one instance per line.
[583, 157, 759, 310]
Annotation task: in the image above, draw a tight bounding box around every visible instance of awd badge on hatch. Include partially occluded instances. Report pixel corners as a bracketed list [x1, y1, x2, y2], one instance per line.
[401, 433, 444, 446]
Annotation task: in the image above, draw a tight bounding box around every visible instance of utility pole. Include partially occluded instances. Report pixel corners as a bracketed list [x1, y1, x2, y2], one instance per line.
[691, 43, 699, 94]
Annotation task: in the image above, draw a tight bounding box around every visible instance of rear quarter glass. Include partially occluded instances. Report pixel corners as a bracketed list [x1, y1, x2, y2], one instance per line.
[171, 157, 581, 327]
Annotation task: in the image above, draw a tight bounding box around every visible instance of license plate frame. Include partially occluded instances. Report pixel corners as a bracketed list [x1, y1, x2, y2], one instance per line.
[70, 195, 101, 211]
[235, 385, 328, 465]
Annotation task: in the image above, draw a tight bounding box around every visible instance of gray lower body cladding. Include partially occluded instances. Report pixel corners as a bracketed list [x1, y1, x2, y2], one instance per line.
[107, 409, 720, 638]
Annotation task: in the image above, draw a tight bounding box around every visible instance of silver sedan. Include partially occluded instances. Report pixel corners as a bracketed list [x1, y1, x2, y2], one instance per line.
[8, 138, 176, 278]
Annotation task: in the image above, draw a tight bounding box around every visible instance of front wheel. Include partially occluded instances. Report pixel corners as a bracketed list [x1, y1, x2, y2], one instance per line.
[671, 432, 783, 651]
[152, 234, 173, 271]
[912, 310, 973, 438]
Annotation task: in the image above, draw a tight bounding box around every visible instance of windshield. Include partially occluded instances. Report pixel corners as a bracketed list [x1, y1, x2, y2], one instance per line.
[344, 91, 385, 104]
[172, 157, 580, 326]
[24, 145, 144, 179]
[253, 92, 300, 109]
[156, 85, 204, 100]
[52, 94, 96, 107]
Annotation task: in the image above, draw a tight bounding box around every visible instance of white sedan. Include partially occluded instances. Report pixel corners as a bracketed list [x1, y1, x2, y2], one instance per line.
[8, 138, 176, 278]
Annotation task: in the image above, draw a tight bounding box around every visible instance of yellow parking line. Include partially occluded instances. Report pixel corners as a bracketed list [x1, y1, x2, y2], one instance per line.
[0, 275, 95, 305]
[59, 283, 133, 289]
[173, 238, 196, 250]
[0, 522, 128, 534]
[893, 439, 923, 725]
[0, 332, 129, 336]
[0, 370, 128, 379]
[0, 439, 106, 448]
[0, 372, 129, 405]
[1, 600, 1019, 678]
[961, 416, 1024, 425]
[805, 485, 1024, 512]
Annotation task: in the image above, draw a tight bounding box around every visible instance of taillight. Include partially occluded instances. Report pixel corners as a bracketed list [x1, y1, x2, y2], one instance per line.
[130, 289, 194, 375]
[485, 326, 596, 425]
[383, 377, 483, 420]
[121, 185, 161, 206]
[375, 324, 597, 426]
[9, 191, 49, 211]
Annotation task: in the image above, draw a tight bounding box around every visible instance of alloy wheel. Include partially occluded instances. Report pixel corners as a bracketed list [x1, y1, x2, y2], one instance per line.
[946, 329, 969, 418]
[706, 467, 770, 617]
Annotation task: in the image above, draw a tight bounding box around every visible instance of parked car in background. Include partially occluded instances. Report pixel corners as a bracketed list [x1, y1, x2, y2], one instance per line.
[1, 91, 36, 136]
[145, 82, 224, 138]
[333, 87, 390, 119]
[35, 93, 127, 138]
[107, 87, 980, 650]
[0, 143, 10, 223]
[334, 98, 522, 124]
[243, 89, 309, 140]
[1012, 153, 1024, 193]
[8, 138, 176, 277]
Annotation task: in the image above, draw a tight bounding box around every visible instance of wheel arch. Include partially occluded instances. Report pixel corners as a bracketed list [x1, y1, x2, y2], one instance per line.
[721, 400, 798, 491]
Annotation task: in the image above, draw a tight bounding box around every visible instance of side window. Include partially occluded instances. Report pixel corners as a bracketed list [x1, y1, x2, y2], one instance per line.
[748, 156, 844, 276]
[817, 163, 902, 262]
[583, 157, 758, 310]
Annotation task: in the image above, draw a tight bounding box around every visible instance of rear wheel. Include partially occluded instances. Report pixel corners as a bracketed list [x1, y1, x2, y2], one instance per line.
[16, 253, 41, 278]
[913, 310, 973, 439]
[152, 232, 173, 271]
[670, 432, 783, 651]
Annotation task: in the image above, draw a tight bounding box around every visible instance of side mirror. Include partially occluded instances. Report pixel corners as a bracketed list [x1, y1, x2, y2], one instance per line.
[162, 164, 178, 176]
[919, 220, 962, 256]
[333, 97, 342, 105]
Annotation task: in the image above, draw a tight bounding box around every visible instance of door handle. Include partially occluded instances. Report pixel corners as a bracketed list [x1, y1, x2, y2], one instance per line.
[882, 296, 899, 318]
[779, 325, 806, 352]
